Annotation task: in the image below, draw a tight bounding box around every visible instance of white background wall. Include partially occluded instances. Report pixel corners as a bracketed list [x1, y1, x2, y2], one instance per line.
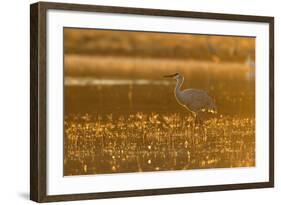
[0, 0, 279, 204]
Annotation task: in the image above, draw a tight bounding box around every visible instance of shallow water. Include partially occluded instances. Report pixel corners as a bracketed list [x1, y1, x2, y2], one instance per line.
[64, 79, 254, 116]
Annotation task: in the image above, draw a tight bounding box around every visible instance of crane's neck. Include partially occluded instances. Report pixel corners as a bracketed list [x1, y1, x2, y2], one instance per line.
[174, 77, 185, 107]
[175, 76, 184, 94]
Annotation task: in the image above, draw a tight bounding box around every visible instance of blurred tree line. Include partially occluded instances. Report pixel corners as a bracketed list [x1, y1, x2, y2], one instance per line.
[64, 28, 255, 63]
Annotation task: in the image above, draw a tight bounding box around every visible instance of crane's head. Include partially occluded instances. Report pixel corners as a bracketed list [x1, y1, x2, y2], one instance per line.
[163, 73, 183, 81]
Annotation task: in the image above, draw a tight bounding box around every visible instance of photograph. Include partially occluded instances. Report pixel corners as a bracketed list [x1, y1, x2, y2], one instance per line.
[63, 28, 256, 176]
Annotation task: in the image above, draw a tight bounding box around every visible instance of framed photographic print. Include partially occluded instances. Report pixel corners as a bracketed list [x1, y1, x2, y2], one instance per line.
[30, 1, 274, 202]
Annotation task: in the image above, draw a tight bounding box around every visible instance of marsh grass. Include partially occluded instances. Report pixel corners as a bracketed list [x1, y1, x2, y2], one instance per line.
[64, 113, 255, 175]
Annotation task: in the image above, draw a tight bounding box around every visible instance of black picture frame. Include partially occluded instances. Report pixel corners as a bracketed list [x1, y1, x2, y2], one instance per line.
[30, 1, 274, 202]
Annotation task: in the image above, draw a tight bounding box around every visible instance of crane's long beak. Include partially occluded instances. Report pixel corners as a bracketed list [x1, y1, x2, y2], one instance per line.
[163, 73, 178, 78]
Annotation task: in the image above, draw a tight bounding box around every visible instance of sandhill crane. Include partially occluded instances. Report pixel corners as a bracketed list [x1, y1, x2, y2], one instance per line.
[164, 73, 217, 141]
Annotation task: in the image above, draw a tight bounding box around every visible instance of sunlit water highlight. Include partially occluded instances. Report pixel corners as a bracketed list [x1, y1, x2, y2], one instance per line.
[65, 77, 173, 86]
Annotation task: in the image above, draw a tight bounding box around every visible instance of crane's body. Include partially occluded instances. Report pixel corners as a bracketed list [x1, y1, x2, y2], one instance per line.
[165, 73, 217, 123]
[175, 88, 216, 115]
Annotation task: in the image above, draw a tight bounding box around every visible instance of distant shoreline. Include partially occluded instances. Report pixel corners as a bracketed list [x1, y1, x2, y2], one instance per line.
[64, 54, 253, 80]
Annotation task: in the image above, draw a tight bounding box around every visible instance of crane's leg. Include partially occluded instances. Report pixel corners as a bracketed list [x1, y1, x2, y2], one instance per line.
[194, 114, 201, 125]
[200, 123, 207, 142]
[191, 112, 197, 145]
[195, 114, 207, 143]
